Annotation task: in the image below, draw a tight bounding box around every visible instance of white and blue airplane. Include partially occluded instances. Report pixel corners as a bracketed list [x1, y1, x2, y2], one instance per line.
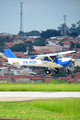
[4, 49, 75, 74]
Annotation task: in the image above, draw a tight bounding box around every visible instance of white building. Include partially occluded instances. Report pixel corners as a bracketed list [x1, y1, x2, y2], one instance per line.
[0, 67, 8, 76]
[14, 68, 32, 75]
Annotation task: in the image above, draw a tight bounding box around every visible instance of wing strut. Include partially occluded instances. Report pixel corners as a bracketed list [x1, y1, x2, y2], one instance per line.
[48, 56, 53, 62]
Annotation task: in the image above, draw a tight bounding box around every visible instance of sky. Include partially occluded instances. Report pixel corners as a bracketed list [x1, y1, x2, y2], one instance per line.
[0, 0, 80, 34]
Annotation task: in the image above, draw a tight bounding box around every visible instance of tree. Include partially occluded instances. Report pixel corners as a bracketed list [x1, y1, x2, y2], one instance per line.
[76, 43, 80, 48]
[70, 42, 75, 50]
[0, 37, 12, 52]
[11, 43, 26, 52]
[33, 37, 48, 46]
[70, 32, 78, 37]
[69, 24, 76, 33]
[58, 24, 69, 36]
[18, 31, 24, 36]
[76, 21, 80, 35]
[40, 29, 61, 38]
[25, 30, 40, 36]
[26, 41, 35, 55]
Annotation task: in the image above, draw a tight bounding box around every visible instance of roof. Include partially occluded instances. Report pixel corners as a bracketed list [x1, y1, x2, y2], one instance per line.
[43, 78, 52, 82]
[66, 76, 72, 80]
[74, 53, 80, 56]
[12, 75, 33, 80]
[63, 40, 80, 44]
[13, 52, 20, 55]
[5, 42, 15, 46]
[31, 77, 43, 80]
[62, 40, 74, 44]
[33, 50, 40, 54]
[42, 49, 51, 53]
[68, 79, 74, 82]
[0, 76, 7, 77]
[13, 35, 20, 38]
[75, 75, 80, 78]
[76, 48, 80, 51]
[12, 76, 19, 79]
[75, 72, 80, 75]
[17, 54, 26, 58]
[66, 53, 72, 56]
[74, 40, 80, 43]
[0, 67, 8, 69]
[16, 68, 24, 70]
[17, 75, 25, 78]
[25, 39, 35, 42]
[58, 77, 66, 80]
[51, 41, 57, 43]
[0, 58, 8, 61]
[0, 77, 10, 81]
[26, 75, 33, 78]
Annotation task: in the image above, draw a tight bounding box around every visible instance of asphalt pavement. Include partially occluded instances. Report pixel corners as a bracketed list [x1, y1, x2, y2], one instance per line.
[0, 92, 80, 102]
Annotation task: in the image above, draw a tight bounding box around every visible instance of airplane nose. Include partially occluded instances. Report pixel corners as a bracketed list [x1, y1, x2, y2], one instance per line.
[62, 58, 72, 62]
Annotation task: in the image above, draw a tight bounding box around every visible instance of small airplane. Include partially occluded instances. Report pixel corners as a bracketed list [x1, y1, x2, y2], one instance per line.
[4, 49, 75, 74]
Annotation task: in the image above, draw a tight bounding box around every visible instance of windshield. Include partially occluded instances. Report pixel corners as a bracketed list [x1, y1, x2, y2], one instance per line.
[57, 55, 62, 59]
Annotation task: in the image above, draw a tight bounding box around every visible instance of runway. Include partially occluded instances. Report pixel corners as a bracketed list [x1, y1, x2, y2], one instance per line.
[0, 92, 80, 102]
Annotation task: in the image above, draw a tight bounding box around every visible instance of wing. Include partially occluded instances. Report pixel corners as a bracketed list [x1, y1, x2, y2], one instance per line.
[34, 50, 75, 60]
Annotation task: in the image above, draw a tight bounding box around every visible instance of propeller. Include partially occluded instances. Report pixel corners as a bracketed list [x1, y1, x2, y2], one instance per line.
[68, 59, 75, 70]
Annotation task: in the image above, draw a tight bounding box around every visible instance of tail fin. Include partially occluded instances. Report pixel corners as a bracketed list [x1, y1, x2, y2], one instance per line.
[4, 49, 17, 58]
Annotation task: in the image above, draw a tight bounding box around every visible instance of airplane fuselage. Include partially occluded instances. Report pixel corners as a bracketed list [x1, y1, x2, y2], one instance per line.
[8, 57, 72, 69]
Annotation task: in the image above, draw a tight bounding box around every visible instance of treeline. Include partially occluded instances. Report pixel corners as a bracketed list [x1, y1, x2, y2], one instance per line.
[70, 42, 80, 50]
[19, 30, 40, 36]
[11, 41, 34, 54]
[19, 29, 62, 38]
[11, 38, 48, 53]
[0, 37, 12, 52]
[19, 20, 80, 37]
[40, 29, 61, 38]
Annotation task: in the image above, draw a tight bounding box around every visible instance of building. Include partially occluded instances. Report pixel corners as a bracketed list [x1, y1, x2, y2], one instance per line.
[0, 67, 9, 76]
[11, 75, 30, 83]
[0, 76, 10, 83]
[46, 45, 62, 52]
[40, 49, 51, 54]
[5, 42, 15, 48]
[74, 74, 80, 83]
[14, 68, 32, 75]
[33, 45, 62, 53]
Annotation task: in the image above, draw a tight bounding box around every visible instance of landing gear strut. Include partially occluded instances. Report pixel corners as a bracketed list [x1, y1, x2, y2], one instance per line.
[54, 68, 59, 73]
[65, 69, 69, 74]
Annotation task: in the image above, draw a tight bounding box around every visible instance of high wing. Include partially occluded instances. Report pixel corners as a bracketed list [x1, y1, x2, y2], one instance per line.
[34, 50, 75, 60]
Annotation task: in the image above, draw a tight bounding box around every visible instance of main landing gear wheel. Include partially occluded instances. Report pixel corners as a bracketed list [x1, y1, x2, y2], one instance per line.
[65, 69, 69, 74]
[54, 68, 59, 73]
[46, 70, 50, 74]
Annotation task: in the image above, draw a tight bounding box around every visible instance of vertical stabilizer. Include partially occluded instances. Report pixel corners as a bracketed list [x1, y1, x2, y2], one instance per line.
[4, 49, 17, 58]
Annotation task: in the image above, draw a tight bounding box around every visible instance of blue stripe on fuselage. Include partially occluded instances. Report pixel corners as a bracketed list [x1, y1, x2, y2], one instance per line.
[54, 58, 72, 67]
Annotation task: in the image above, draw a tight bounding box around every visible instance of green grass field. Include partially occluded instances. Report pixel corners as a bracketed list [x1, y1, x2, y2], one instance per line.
[0, 81, 80, 91]
[0, 98, 80, 120]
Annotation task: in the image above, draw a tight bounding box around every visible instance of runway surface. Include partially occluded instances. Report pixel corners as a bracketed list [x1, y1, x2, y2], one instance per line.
[0, 92, 80, 102]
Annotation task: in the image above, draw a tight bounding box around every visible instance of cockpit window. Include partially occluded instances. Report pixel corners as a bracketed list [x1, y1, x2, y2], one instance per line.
[50, 56, 55, 60]
[57, 55, 62, 59]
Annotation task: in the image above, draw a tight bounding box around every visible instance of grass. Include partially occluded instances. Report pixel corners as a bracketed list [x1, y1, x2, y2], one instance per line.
[0, 98, 80, 120]
[0, 81, 80, 91]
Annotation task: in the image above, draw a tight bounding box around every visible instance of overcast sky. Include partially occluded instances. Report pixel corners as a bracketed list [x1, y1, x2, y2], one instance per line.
[0, 0, 80, 34]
